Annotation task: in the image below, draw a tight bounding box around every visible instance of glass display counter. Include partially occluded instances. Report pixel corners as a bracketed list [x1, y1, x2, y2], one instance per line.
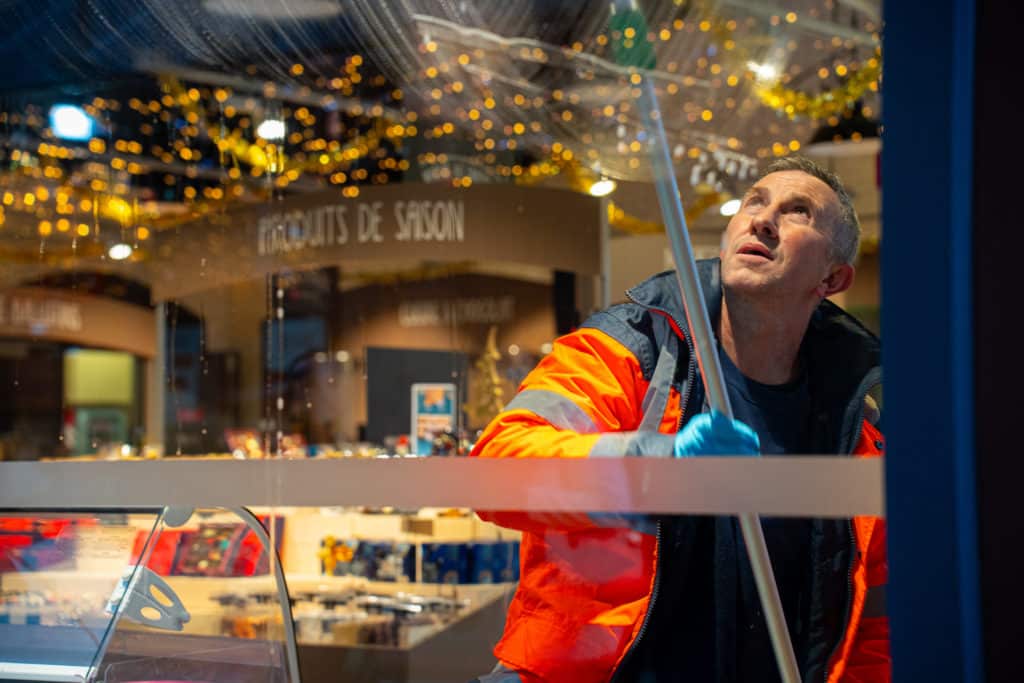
[0, 502, 520, 683]
[0, 507, 296, 683]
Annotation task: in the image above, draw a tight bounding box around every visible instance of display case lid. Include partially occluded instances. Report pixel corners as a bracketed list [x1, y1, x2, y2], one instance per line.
[0, 509, 161, 682]
[0, 507, 296, 683]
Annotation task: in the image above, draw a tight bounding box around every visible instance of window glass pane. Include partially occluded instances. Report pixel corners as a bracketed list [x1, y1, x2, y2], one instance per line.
[0, 0, 885, 681]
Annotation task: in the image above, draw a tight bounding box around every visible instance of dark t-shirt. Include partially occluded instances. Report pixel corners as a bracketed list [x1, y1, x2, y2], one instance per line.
[719, 345, 813, 682]
[613, 346, 816, 683]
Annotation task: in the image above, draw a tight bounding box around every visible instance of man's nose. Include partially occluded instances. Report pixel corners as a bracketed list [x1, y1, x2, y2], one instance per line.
[749, 209, 778, 239]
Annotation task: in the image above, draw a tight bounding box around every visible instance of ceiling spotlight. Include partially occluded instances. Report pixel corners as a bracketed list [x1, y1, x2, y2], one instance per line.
[108, 243, 133, 261]
[747, 61, 778, 81]
[256, 118, 286, 141]
[589, 178, 617, 197]
[49, 105, 94, 141]
[720, 198, 741, 216]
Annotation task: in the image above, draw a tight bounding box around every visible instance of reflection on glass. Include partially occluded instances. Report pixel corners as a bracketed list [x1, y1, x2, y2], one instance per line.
[0, 511, 161, 682]
[0, 0, 881, 464]
[0, 508, 296, 683]
[1, 0, 885, 680]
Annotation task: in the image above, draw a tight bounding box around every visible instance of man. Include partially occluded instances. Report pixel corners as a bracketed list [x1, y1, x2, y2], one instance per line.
[470, 156, 888, 682]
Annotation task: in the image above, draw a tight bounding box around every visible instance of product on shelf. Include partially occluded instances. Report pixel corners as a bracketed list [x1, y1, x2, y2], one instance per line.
[320, 538, 415, 583]
[223, 430, 309, 459]
[129, 516, 284, 578]
[224, 430, 265, 459]
[173, 524, 246, 576]
[216, 584, 472, 648]
[222, 613, 281, 639]
[0, 517, 83, 572]
[0, 589, 109, 628]
[420, 543, 470, 584]
[313, 442, 390, 459]
[469, 541, 520, 584]
[421, 541, 520, 585]
[129, 529, 183, 575]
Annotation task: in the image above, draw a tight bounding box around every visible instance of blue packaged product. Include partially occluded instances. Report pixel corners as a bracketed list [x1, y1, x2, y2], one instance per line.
[511, 539, 520, 580]
[328, 539, 364, 577]
[469, 541, 520, 583]
[420, 542, 470, 584]
[468, 542, 496, 584]
[370, 541, 415, 582]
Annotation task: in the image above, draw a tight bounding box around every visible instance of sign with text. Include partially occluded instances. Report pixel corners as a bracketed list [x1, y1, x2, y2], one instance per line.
[0, 288, 156, 357]
[0, 293, 83, 334]
[257, 200, 467, 256]
[150, 183, 601, 300]
[397, 295, 515, 328]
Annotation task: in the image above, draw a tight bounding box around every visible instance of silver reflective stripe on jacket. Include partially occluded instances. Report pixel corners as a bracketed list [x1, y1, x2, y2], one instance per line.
[589, 431, 676, 457]
[500, 387, 673, 456]
[504, 389, 600, 434]
[501, 329, 679, 458]
[637, 344, 678, 432]
[589, 338, 678, 457]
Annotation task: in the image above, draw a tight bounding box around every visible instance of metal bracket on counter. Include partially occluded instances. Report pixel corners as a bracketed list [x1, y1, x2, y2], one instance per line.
[106, 565, 191, 632]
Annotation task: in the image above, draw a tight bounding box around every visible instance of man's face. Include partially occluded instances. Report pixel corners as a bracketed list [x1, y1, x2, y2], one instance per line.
[720, 170, 843, 300]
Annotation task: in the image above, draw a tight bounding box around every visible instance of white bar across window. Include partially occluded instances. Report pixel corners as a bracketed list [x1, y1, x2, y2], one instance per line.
[0, 458, 884, 518]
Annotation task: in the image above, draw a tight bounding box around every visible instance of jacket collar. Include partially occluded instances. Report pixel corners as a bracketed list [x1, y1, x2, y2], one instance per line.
[626, 258, 882, 450]
[626, 259, 721, 332]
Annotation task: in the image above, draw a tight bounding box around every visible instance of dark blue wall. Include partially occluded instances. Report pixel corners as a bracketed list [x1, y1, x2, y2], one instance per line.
[882, 0, 983, 680]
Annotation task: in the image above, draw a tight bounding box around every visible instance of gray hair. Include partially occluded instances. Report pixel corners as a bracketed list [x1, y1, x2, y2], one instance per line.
[757, 155, 861, 266]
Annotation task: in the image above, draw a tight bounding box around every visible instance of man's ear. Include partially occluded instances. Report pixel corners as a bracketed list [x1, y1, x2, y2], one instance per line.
[815, 263, 855, 298]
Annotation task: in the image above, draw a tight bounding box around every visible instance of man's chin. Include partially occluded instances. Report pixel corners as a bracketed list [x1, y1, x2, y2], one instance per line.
[722, 265, 769, 289]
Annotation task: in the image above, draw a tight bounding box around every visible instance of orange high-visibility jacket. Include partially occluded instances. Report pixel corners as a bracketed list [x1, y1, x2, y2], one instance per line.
[472, 261, 888, 683]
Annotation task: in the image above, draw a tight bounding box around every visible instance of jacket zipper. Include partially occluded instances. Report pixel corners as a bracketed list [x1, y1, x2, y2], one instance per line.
[608, 520, 663, 683]
[822, 385, 876, 682]
[610, 295, 697, 682]
[821, 519, 857, 683]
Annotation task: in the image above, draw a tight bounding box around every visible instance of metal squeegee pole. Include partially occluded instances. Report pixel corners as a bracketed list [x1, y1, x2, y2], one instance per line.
[636, 76, 802, 683]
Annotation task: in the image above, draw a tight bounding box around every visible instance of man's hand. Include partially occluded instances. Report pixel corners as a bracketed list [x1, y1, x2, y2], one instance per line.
[673, 410, 760, 457]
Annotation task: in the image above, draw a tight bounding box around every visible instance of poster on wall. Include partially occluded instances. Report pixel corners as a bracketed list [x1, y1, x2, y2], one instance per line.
[411, 383, 456, 455]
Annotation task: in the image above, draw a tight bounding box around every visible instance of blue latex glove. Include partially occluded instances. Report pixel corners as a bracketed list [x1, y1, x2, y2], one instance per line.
[673, 410, 760, 457]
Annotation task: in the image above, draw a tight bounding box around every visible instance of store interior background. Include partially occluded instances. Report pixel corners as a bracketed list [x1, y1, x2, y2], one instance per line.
[0, 1, 885, 679]
[0, 0, 882, 460]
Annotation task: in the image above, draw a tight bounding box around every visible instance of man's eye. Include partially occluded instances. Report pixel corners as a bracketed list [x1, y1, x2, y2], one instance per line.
[791, 205, 809, 216]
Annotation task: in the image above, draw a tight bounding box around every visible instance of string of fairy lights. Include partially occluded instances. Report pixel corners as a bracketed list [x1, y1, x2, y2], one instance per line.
[0, 0, 881, 263]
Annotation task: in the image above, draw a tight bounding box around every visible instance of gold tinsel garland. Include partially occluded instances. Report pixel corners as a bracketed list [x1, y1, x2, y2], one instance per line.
[607, 191, 723, 235]
[753, 57, 881, 121]
[702, 9, 881, 122]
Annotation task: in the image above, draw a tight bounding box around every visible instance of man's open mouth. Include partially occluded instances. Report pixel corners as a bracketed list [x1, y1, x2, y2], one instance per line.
[737, 243, 773, 260]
